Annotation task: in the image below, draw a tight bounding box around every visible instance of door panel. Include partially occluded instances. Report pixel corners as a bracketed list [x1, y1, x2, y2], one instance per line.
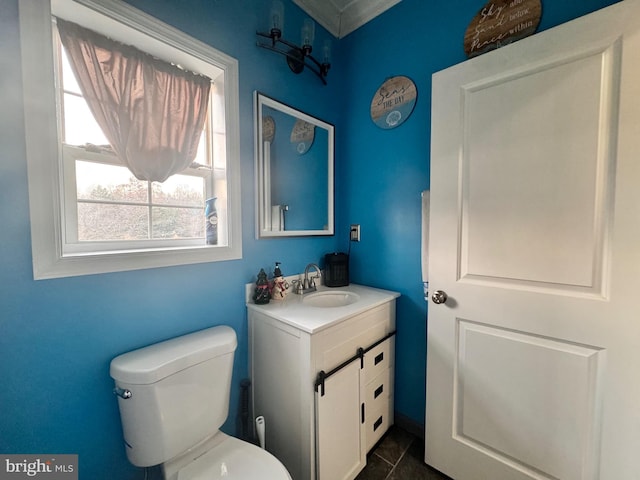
[426, 2, 640, 479]
[460, 42, 619, 294]
[455, 320, 605, 480]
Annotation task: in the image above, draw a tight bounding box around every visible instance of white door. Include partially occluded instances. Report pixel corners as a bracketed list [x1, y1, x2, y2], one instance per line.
[426, 2, 640, 479]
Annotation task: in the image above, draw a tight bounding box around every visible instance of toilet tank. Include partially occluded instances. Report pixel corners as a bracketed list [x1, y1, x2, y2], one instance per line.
[110, 325, 237, 467]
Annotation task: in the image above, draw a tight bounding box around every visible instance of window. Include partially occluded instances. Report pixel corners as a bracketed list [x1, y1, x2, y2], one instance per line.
[57, 41, 224, 249]
[19, 0, 241, 279]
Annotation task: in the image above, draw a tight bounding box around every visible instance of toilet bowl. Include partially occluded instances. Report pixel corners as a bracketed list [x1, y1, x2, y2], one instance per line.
[170, 433, 290, 480]
[110, 325, 291, 480]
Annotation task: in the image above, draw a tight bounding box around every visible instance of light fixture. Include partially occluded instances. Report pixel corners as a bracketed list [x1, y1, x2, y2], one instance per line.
[257, 1, 331, 85]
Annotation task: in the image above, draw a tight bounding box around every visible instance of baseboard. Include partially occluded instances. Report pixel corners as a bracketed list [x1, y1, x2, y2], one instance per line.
[394, 411, 424, 440]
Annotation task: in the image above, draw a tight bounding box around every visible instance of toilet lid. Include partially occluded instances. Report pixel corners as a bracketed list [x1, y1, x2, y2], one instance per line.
[177, 436, 291, 480]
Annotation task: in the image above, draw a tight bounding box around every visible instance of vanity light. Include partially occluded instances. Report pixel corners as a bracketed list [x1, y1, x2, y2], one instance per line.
[256, 1, 331, 85]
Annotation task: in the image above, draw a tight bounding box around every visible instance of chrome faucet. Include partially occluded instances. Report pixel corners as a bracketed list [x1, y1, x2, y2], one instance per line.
[302, 263, 322, 293]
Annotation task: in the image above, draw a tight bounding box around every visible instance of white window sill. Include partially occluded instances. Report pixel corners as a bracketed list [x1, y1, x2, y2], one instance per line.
[34, 244, 241, 280]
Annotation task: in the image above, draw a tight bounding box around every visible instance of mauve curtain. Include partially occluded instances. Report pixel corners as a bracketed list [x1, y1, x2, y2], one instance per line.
[56, 19, 211, 183]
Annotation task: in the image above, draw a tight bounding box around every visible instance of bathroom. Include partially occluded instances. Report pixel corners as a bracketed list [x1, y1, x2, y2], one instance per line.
[0, 0, 622, 478]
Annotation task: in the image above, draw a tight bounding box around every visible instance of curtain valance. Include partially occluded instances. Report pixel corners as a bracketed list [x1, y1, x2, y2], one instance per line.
[57, 18, 212, 182]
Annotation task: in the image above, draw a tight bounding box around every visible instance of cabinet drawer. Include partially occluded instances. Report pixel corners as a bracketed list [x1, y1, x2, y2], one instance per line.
[364, 368, 392, 415]
[318, 303, 394, 373]
[364, 337, 394, 384]
[365, 404, 392, 452]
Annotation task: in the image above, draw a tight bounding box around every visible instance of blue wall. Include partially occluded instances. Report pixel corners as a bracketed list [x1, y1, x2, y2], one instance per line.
[0, 0, 618, 478]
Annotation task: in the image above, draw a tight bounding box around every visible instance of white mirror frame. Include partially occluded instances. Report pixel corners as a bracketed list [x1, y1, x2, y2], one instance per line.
[254, 92, 335, 238]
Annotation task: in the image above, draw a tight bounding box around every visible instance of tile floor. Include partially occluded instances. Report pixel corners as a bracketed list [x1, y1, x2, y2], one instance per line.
[355, 426, 452, 480]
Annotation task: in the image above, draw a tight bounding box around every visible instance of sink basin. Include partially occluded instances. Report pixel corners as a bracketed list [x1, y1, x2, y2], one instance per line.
[302, 291, 360, 308]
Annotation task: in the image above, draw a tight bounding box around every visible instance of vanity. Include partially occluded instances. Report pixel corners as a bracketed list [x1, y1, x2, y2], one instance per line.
[250, 93, 391, 479]
[247, 283, 399, 480]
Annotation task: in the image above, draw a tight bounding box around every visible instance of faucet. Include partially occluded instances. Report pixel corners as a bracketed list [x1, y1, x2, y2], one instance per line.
[302, 263, 322, 293]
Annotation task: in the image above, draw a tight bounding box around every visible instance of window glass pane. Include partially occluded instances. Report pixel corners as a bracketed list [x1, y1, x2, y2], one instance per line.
[210, 83, 225, 132]
[192, 128, 209, 166]
[152, 174, 205, 207]
[63, 93, 109, 146]
[76, 160, 148, 203]
[77, 203, 149, 241]
[60, 46, 81, 94]
[212, 132, 227, 170]
[152, 207, 204, 239]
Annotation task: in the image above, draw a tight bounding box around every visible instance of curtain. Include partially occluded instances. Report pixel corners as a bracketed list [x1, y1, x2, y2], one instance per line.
[56, 19, 211, 183]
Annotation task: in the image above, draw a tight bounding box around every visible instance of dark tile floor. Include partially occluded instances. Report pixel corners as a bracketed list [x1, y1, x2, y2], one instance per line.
[356, 426, 452, 480]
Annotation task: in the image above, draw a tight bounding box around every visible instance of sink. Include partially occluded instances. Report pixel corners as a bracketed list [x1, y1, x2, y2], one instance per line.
[302, 291, 360, 308]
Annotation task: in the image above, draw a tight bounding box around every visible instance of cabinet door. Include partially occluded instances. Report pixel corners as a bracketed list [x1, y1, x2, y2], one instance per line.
[315, 360, 365, 480]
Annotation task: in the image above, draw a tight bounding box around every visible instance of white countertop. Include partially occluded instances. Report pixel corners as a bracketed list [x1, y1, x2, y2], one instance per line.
[246, 283, 400, 334]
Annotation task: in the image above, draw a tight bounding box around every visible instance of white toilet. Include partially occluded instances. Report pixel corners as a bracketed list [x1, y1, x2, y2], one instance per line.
[110, 325, 291, 480]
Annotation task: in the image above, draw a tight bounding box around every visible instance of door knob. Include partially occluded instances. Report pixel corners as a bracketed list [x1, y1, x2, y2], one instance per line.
[431, 290, 448, 305]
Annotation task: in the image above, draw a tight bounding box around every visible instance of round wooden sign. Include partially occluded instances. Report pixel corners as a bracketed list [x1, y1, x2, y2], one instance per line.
[290, 119, 315, 154]
[370, 76, 417, 130]
[464, 0, 542, 58]
[262, 115, 275, 143]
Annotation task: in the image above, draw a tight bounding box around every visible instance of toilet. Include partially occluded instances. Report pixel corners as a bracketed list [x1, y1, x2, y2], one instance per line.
[110, 325, 291, 480]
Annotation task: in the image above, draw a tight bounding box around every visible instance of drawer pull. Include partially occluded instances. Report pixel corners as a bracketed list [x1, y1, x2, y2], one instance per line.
[374, 352, 384, 365]
[373, 416, 383, 431]
[374, 384, 384, 399]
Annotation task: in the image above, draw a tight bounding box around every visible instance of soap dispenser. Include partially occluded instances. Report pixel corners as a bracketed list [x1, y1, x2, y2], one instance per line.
[271, 262, 289, 301]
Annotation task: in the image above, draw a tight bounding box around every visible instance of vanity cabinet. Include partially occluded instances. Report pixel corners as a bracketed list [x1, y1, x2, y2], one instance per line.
[247, 285, 397, 480]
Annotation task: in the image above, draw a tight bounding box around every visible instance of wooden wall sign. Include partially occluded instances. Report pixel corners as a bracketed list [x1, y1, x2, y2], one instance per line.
[464, 0, 542, 58]
[370, 76, 418, 130]
[290, 119, 315, 154]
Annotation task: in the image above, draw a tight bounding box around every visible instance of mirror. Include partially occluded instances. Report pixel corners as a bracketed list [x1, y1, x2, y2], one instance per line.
[254, 92, 334, 237]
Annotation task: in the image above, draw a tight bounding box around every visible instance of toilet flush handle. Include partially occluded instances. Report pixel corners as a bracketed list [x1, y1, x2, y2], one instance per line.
[113, 387, 132, 399]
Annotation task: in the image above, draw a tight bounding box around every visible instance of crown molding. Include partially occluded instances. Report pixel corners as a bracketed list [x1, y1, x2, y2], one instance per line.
[292, 0, 402, 38]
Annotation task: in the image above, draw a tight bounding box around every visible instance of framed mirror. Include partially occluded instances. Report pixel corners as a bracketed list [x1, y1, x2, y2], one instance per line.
[254, 92, 334, 237]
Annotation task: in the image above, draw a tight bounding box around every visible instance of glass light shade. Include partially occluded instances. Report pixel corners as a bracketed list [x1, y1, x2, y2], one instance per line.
[322, 39, 331, 64]
[301, 18, 315, 48]
[270, 1, 284, 32]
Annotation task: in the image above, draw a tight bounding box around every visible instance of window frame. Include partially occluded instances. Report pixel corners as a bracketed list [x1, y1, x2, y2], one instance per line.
[19, 0, 242, 279]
